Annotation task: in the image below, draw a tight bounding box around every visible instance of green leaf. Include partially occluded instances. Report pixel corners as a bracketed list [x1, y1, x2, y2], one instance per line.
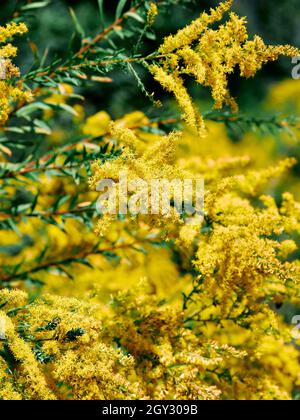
[0, 301, 8, 310]
[33, 346, 55, 364]
[98, 0, 105, 27]
[16, 102, 52, 118]
[69, 7, 85, 38]
[126, 11, 145, 23]
[15, 203, 32, 213]
[7, 306, 28, 317]
[113, 27, 125, 40]
[21, 1, 51, 11]
[115, 0, 127, 20]
[52, 195, 70, 212]
[65, 328, 85, 342]
[75, 258, 94, 269]
[56, 103, 79, 117]
[36, 317, 61, 332]
[7, 219, 21, 237]
[34, 119, 52, 135]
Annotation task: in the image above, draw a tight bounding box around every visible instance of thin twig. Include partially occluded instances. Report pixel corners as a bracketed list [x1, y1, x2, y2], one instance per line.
[24, 2, 146, 82]
[1, 118, 179, 179]
[0, 238, 157, 283]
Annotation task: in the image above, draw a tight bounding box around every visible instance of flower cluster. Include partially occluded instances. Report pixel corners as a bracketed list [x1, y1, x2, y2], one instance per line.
[89, 123, 191, 235]
[0, 22, 30, 126]
[0, 289, 140, 400]
[150, 0, 300, 134]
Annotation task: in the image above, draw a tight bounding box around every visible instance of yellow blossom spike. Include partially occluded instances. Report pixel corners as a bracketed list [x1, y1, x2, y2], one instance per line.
[149, 64, 206, 136]
[0, 22, 30, 126]
[0, 22, 28, 43]
[147, 2, 158, 27]
[158, 0, 233, 54]
[150, 2, 300, 134]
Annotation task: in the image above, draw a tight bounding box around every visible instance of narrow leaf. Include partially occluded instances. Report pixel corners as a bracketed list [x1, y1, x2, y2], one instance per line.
[115, 0, 127, 20]
[69, 7, 85, 38]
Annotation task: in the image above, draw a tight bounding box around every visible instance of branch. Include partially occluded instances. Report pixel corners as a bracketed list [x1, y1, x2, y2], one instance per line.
[76, 2, 144, 57]
[0, 207, 95, 221]
[0, 118, 178, 180]
[24, 2, 146, 82]
[0, 238, 158, 284]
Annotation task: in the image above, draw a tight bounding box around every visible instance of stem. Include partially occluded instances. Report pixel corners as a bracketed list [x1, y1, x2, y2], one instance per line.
[0, 207, 95, 221]
[25, 53, 165, 82]
[3, 163, 83, 179]
[0, 239, 157, 284]
[23, 2, 147, 82]
[75, 2, 144, 58]
[1, 118, 179, 179]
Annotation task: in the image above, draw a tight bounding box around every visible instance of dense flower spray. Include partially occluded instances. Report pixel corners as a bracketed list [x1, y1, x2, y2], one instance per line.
[0, 22, 30, 126]
[150, 0, 300, 134]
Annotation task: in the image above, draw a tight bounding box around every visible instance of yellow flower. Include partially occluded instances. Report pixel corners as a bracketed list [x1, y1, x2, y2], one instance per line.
[150, 1, 300, 133]
[147, 2, 158, 26]
[0, 22, 29, 126]
[82, 111, 111, 137]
